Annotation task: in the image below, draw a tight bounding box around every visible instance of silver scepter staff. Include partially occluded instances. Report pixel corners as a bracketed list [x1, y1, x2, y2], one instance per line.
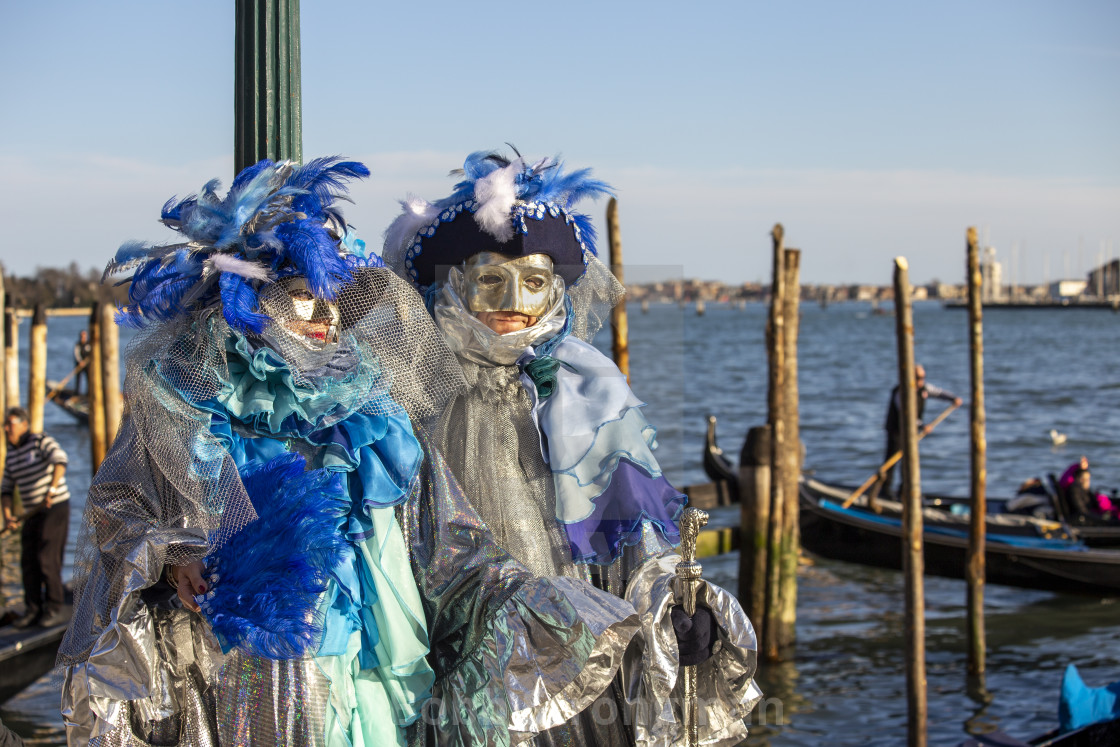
[676, 507, 709, 747]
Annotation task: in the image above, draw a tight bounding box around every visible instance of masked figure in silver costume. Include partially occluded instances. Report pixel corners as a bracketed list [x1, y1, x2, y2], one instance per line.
[57, 158, 466, 746]
[385, 151, 762, 746]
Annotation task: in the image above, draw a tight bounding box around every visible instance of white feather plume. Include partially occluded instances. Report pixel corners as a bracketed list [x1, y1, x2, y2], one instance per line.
[383, 195, 439, 257]
[472, 158, 522, 242]
[206, 253, 274, 282]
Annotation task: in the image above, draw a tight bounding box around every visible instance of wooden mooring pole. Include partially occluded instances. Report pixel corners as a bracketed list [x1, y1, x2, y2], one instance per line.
[606, 197, 630, 381]
[894, 257, 927, 747]
[88, 303, 107, 473]
[27, 305, 47, 434]
[100, 303, 123, 448]
[778, 247, 801, 648]
[763, 225, 786, 660]
[966, 228, 987, 679]
[0, 272, 6, 471]
[738, 425, 770, 625]
[4, 301, 18, 414]
[762, 223, 800, 659]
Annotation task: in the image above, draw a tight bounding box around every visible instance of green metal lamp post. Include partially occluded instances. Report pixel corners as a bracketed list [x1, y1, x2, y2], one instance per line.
[234, 0, 302, 172]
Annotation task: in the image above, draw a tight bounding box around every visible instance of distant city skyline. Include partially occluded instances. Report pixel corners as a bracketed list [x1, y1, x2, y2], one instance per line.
[1, 1, 1117, 286]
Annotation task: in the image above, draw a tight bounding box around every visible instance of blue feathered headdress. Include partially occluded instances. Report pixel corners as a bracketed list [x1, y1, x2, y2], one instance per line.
[383, 149, 613, 289]
[106, 157, 374, 333]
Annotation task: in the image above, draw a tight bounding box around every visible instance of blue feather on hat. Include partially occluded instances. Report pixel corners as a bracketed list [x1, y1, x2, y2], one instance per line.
[108, 157, 370, 331]
[384, 149, 612, 289]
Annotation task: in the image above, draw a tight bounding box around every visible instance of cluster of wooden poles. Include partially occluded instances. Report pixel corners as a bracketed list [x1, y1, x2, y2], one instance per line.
[0, 273, 123, 480]
[742, 227, 991, 747]
[608, 212, 991, 747]
[884, 232, 990, 747]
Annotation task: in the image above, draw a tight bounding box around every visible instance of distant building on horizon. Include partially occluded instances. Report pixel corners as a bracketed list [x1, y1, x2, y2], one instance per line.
[1051, 279, 1088, 299]
[980, 246, 1004, 303]
[1086, 259, 1120, 298]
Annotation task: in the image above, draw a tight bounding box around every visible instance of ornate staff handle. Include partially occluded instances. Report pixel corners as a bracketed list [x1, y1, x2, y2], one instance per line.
[675, 507, 709, 747]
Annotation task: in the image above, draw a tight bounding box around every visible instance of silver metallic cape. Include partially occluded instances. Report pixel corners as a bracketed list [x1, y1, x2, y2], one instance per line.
[59, 416, 346, 747]
[60, 415, 223, 745]
[58, 268, 468, 746]
[427, 359, 763, 745]
[401, 429, 643, 747]
[623, 555, 763, 747]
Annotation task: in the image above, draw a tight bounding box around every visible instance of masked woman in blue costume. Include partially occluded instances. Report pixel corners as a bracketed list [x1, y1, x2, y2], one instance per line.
[57, 158, 464, 746]
[384, 151, 762, 746]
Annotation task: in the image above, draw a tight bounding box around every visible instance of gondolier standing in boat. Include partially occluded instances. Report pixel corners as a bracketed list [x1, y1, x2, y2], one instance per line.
[1, 407, 70, 629]
[870, 364, 961, 499]
[72, 330, 91, 395]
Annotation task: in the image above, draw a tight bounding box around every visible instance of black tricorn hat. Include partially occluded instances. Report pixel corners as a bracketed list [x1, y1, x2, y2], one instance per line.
[384, 151, 613, 290]
[410, 208, 586, 287]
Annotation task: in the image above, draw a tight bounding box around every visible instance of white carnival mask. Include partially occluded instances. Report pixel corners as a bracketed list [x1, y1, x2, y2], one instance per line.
[258, 276, 341, 350]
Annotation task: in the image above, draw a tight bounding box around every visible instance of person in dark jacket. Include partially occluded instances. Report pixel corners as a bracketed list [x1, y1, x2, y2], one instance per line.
[871, 364, 961, 499]
[0, 717, 24, 747]
[72, 330, 92, 395]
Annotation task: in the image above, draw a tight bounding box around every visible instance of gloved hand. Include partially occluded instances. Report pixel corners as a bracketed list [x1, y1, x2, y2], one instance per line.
[671, 604, 718, 666]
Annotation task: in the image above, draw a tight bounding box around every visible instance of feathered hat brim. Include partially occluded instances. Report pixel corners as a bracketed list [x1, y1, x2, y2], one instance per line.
[411, 210, 585, 287]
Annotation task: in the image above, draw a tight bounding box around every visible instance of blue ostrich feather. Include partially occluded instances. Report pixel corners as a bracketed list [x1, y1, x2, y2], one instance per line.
[275, 220, 352, 299]
[109, 157, 370, 327]
[218, 168, 287, 249]
[202, 452, 350, 659]
[228, 158, 276, 193]
[448, 150, 612, 210]
[286, 157, 370, 217]
[460, 150, 507, 180]
[571, 214, 599, 254]
[116, 251, 204, 326]
[534, 166, 612, 208]
[219, 273, 270, 333]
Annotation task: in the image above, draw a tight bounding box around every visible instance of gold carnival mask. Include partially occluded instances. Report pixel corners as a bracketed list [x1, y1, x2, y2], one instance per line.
[260, 276, 341, 350]
[462, 252, 555, 318]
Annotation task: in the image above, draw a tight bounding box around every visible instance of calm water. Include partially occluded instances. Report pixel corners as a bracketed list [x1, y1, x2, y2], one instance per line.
[3, 304, 1119, 745]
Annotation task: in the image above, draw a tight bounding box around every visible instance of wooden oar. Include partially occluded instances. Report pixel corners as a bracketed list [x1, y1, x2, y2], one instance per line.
[45, 359, 88, 402]
[842, 403, 960, 509]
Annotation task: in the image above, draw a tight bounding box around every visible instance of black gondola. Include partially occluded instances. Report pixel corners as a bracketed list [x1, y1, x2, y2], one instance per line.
[928, 477, 1120, 549]
[799, 477, 1120, 596]
[45, 381, 89, 424]
[702, 415, 739, 505]
[959, 712, 1120, 746]
[701, 415, 1120, 555]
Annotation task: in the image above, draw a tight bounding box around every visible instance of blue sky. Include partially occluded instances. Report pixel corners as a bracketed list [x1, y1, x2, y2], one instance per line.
[1, 0, 1117, 285]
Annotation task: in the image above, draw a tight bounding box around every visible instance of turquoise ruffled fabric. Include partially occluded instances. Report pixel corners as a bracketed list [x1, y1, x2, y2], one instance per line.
[214, 332, 396, 433]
